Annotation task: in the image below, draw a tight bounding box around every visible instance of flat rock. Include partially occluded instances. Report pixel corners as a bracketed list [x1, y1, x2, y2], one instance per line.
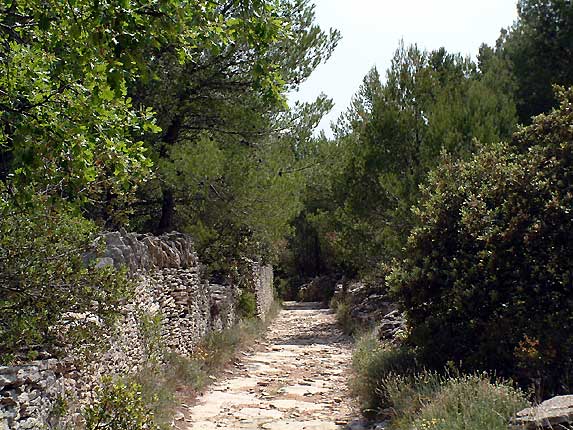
[511, 395, 573, 429]
[236, 407, 284, 420]
[261, 421, 340, 430]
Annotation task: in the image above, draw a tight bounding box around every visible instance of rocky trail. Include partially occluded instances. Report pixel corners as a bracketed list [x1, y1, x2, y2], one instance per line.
[174, 302, 369, 430]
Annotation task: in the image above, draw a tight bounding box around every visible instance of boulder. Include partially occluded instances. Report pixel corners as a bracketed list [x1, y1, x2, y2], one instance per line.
[511, 395, 573, 429]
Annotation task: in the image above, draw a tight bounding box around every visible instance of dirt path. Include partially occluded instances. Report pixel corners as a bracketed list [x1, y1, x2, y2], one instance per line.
[176, 302, 362, 430]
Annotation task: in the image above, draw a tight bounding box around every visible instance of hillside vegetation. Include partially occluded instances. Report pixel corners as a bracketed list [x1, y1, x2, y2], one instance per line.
[283, 0, 573, 404]
[1, 0, 573, 427]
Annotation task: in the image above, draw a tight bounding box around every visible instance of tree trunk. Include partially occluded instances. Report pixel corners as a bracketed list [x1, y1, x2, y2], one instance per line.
[157, 187, 175, 233]
[156, 115, 182, 233]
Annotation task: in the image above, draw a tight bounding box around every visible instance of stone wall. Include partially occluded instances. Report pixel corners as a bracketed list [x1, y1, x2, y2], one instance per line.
[0, 231, 273, 430]
[250, 261, 274, 321]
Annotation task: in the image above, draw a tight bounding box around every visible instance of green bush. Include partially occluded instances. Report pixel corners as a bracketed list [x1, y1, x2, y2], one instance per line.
[406, 375, 527, 430]
[237, 290, 257, 319]
[84, 379, 160, 430]
[0, 200, 132, 362]
[381, 370, 444, 422]
[389, 87, 573, 395]
[386, 372, 527, 430]
[139, 312, 165, 364]
[351, 333, 528, 428]
[334, 301, 355, 335]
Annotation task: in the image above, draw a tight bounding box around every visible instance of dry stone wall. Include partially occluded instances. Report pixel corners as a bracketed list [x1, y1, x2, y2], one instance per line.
[0, 231, 273, 430]
[251, 262, 274, 321]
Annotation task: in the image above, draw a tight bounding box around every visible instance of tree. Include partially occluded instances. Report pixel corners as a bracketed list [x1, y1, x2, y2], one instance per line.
[0, 0, 338, 356]
[128, 0, 340, 267]
[496, 0, 573, 123]
[390, 87, 573, 395]
[308, 43, 517, 275]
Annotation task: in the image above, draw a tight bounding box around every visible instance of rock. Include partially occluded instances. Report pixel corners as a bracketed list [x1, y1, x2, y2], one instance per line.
[511, 395, 573, 429]
[346, 420, 370, 430]
[0, 368, 18, 388]
[94, 257, 114, 269]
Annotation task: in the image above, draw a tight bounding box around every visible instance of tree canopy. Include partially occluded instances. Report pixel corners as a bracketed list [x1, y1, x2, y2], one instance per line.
[0, 0, 339, 359]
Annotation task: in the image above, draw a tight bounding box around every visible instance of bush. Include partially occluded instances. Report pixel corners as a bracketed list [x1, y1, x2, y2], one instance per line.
[0, 199, 132, 363]
[387, 373, 527, 430]
[389, 87, 573, 395]
[333, 300, 355, 335]
[237, 290, 257, 319]
[84, 379, 160, 430]
[351, 331, 419, 413]
[351, 333, 528, 428]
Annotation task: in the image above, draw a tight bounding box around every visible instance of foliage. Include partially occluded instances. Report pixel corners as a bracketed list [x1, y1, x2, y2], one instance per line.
[294, 42, 517, 278]
[333, 300, 354, 335]
[351, 335, 527, 429]
[129, 1, 340, 268]
[388, 373, 527, 430]
[390, 87, 573, 396]
[200, 318, 264, 370]
[0, 0, 337, 265]
[0, 198, 132, 361]
[0, 0, 337, 357]
[237, 291, 258, 319]
[351, 331, 419, 412]
[139, 312, 165, 365]
[84, 379, 160, 430]
[495, 0, 573, 123]
[0, 0, 181, 218]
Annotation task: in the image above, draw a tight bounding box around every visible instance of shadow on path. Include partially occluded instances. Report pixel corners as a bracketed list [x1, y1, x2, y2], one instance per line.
[281, 301, 329, 311]
[273, 320, 352, 346]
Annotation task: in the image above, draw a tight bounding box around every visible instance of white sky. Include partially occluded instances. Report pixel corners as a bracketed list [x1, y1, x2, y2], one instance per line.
[289, 0, 519, 137]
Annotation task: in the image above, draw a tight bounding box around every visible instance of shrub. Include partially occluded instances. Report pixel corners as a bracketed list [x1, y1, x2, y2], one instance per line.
[84, 379, 160, 430]
[381, 370, 444, 422]
[334, 301, 355, 335]
[0, 199, 132, 362]
[351, 331, 419, 413]
[237, 290, 257, 319]
[380, 371, 527, 430]
[389, 87, 573, 395]
[406, 374, 527, 430]
[139, 312, 165, 364]
[351, 333, 528, 428]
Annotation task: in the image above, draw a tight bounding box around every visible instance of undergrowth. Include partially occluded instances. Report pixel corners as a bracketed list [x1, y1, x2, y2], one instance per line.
[330, 296, 361, 335]
[350, 331, 529, 430]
